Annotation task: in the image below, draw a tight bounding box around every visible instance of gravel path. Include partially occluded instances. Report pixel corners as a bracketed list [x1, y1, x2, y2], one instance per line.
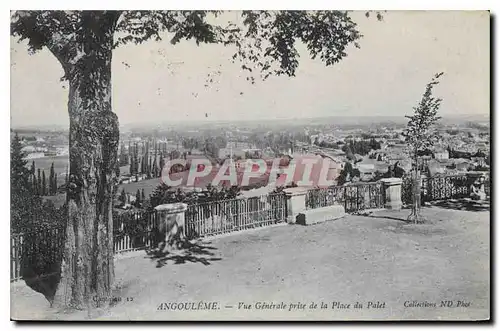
[11, 206, 490, 321]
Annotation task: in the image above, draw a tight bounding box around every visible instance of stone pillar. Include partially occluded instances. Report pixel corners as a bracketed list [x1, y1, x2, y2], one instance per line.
[467, 171, 486, 200]
[284, 187, 308, 224]
[380, 178, 403, 210]
[154, 203, 188, 251]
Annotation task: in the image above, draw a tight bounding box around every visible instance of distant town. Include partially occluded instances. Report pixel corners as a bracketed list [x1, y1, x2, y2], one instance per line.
[10, 10, 490, 321]
[12, 114, 490, 209]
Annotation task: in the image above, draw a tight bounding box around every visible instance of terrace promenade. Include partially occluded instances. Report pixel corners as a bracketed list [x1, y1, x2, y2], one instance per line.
[11, 204, 489, 321]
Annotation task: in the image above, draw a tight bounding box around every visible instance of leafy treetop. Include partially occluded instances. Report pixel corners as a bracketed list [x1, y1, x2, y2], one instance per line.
[402, 72, 444, 167]
[11, 11, 381, 87]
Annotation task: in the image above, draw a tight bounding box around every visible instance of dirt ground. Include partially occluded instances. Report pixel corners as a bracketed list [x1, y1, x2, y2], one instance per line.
[11, 206, 490, 321]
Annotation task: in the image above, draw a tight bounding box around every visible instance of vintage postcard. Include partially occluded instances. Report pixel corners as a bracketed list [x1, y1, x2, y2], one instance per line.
[10, 10, 490, 321]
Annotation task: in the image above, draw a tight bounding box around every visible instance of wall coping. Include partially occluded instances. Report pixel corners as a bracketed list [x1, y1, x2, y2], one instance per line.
[380, 178, 403, 185]
[154, 202, 188, 214]
[283, 187, 309, 197]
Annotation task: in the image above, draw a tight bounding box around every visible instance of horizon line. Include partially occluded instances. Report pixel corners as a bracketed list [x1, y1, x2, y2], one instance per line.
[11, 113, 490, 131]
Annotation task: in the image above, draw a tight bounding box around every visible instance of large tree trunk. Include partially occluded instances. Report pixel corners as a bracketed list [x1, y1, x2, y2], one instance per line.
[52, 18, 119, 310]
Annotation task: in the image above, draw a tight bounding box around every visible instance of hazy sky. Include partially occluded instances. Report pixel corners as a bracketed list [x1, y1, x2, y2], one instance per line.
[10, 11, 490, 127]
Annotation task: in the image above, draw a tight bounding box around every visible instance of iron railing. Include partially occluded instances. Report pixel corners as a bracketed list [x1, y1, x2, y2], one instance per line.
[305, 182, 383, 213]
[423, 175, 470, 201]
[11, 194, 289, 281]
[185, 193, 287, 238]
[10, 227, 65, 282]
[305, 186, 344, 210]
[13, 173, 489, 282]
[485, 173, 491, 197]
[113, 210, 161, 253]
[402, 174, 472, 205]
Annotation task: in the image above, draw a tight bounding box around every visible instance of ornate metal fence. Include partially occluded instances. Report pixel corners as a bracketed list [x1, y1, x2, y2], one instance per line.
[11, 194, 289, 281]
[485, 173, 490, 197]
[401, 176, 412, 206]
[10, 226, 65, 282]
[305, 182, 383, 213]
[423, 175, 470, 201]
[402, 174, 471, 206]
[10, 215, 161, 282]
[305, 186, 344, 210]
[113, 210, 161, 253]
[185, 193, 287, 238]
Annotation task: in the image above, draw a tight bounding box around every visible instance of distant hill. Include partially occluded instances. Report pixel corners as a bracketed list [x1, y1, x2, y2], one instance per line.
[439, 114, 490, 125]
[11, 124, 68, 133]
[122, 114, 490, 130]
[13, 113, 490, 132]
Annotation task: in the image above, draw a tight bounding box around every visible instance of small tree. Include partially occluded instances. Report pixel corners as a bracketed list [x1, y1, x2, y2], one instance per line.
[129, 155, 134, 175]
[338, 161, 359, 185]
[402, 72, 443, 224]
[152, 155, 158, 178]
[30, 160, 36, 193]
[11, 133, 31, 230]
[135, 189, 141, 207]
[118, 188, 127, 205]
[345, 146, 354, 161]
[64, 166, 69, 189]
[49, 162, 55, 195]
[37, 168, 42, 196]
[41, 170, 47, 196]
[159, 156, 165, 177]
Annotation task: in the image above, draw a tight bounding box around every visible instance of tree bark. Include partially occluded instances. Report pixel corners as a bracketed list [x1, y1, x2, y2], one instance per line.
[52, 18, 119, 310]
[408, 168, 422, 224]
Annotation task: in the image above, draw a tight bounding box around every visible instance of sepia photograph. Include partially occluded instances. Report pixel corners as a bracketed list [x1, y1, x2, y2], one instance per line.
[9, 9, 491, 321]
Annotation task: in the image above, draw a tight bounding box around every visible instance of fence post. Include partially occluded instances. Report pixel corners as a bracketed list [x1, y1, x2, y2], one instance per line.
[380, 178, 403, 210]
[467, 171, 487, 200]
[154, 203, 188, 251]
[284, 188, 308, 224]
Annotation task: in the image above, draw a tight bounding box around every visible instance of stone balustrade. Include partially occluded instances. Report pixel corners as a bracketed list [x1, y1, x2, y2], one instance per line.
[284, 187, 346, 225]
[151, 173, 488, 234]
[380, 178, 403, 210]
[154, 202, 188, 251]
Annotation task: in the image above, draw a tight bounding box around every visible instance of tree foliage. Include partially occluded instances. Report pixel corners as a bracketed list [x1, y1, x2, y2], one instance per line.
[11, 133, 66, 233]
[149, 183, 240, 209]
[402, 72, 444, 166]
[118, 188, 127, 205]
[11, 133, 32, 230]
[12, 10, 367, 91]
[342, 138, 381, 157]
[11, 133, 29, 194]
[337, 161, 360, 185]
